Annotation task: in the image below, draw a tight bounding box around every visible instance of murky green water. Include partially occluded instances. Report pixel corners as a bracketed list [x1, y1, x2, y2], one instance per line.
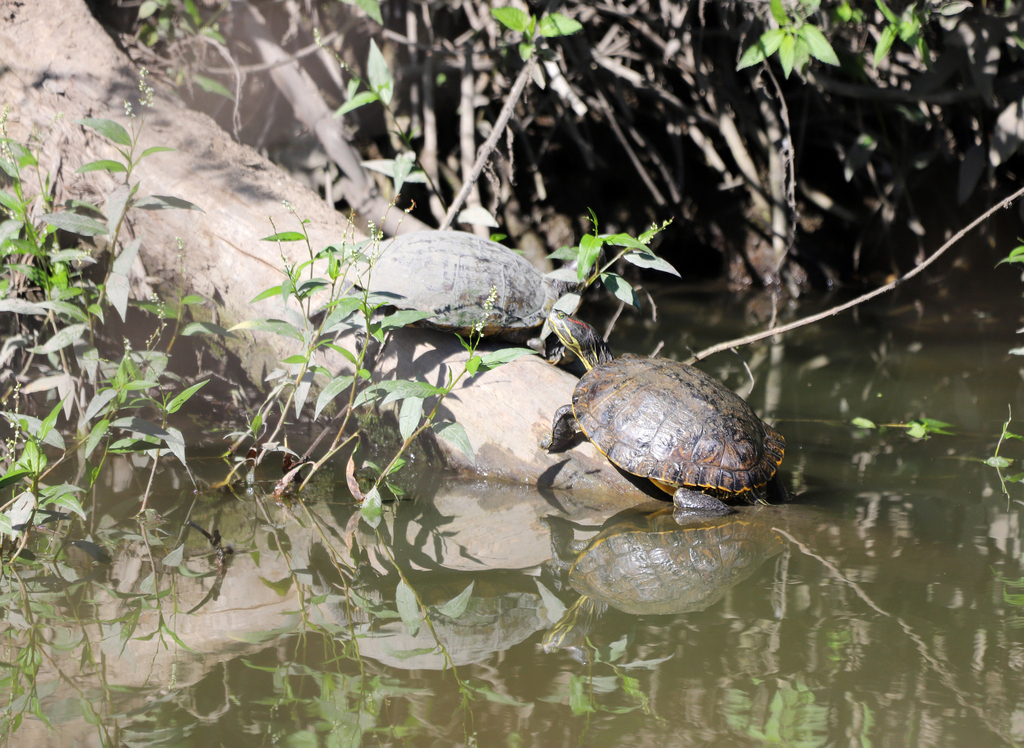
[7, 255, 1024, 746]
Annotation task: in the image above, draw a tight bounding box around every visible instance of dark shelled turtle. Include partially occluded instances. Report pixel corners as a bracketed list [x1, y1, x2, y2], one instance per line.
[542, 310, 785, 515]
[542, 505, 785, 658]
[365, 230, 578, 342]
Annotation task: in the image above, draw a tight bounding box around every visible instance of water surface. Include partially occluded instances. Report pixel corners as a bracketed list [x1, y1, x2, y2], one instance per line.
[6, 258, 1024, 747]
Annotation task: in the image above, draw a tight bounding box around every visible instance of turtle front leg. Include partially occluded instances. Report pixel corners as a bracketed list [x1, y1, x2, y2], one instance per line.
[671, 487, 732, 517]
[542, 405, 579, 450]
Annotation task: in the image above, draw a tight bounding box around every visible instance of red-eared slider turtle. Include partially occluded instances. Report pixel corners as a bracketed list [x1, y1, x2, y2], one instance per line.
[365, 231, 578, 343]
[542, 505, 785, 657]
[542, 311, 785, 515]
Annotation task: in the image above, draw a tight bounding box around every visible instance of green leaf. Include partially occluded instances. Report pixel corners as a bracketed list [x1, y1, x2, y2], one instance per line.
[378, 380, 446, 407]
[367, 40, 393, 106]
[0, 218, 23, 248]
[227, 318, 304, 341]
[0, 190, 20, 215]
[798, 24, 840, 66]
[986, 456, 1012, 468]
[569, 674, 596, 715]
[163, 544, 185, 567]
[577, 234, 603, 282]
[538, 13, 583, 37]
[0, 469, 30, 492]
[111, 416, 173, 442]
[75, 118, 131, 146]
[83, 388, 118, 423]
[44, 492, 86, 521]
[622, 249, 680, 277]
[464, 682, 529, 707]
[313, 375, 354, 420]
[48, 249, 96, 266]
[939, 2, 971, 15]
[76, 160, 127, 174]
[433, 421, 474, 464]
[434, 581, 475, 619]
[165, 379, 208, 415]
[345, 0, 382, 24]
[133, 195, 204, 212]
[41, 212, 108, 236]
[741, 29, 778, 69]
[379, 309, 433, 331]
[112, 236, 142, 277]
[32, 323, 88, 354]
[600, 272, 640, 308]
[181, 321, 237, 338]
[191, 74, 235, 100]
[140, 146, 175, 159]
[851, 417, 876, 429]
[906, 422, 926, 439]
[778, 33, 796, 78]
[335, 90, 379, 117]
[360, 159, 428, 183]
[35, 397, 64, 445]
[492, 6, 531, 32]
[84, 419, 109, 460]
[398, 396, 423, 442]
[769, 0, 790, 25]
[548, 245, 580, 261]
[601, 232, 646, 250]
[360, 486, 383, 527]
[916, 418, 954, 435]
[0, 299, 48, 315]
[874, 24, 898, 66]
[106, 272, 130, 323]
[260, 231, 306, 242]
[392, 151, 415, 197]
[996, 246, 1024, 266]
[474, 347, 535, 370]
[518, 42, 535, 61]
[396, 580, 422, 636]
[295, 278, 329, 298]
[876, 0, 899, 24]
[794, 36, 809, 75]
[70, 539, 112, 564]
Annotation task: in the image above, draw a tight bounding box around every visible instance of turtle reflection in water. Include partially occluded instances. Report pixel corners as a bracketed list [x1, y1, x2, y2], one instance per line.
[542, 505, 785, 658]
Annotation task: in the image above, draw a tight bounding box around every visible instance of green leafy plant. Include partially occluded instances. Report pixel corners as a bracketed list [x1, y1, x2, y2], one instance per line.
[737, 0, 839, 79]
[136, 0, 234, 99]
[0, 75, 208, 564]
[213, 215, 534, 528]
[490, 7, 584, 61]
[329, 38, 442, 211]
[547, 216, 679, 310]
[851, 416, 954, 439]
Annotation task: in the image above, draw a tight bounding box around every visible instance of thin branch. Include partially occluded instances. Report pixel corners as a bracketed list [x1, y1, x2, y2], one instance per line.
[688, 185, 1024, 363]
[440, 56, 537, 230]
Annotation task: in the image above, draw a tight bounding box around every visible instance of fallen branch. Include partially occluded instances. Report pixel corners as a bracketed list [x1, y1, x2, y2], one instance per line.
[688, 184, 1024, 363]
[238, 3, 430, 235]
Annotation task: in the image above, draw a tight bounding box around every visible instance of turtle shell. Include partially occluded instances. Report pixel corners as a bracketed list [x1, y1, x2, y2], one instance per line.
[367, 231, 565, 338]
[568, 506, 784, 615]
[573, 354, 784, 495]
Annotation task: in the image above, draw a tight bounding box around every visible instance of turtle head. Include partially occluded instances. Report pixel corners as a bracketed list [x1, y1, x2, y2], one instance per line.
[547, 310, 613, 371]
